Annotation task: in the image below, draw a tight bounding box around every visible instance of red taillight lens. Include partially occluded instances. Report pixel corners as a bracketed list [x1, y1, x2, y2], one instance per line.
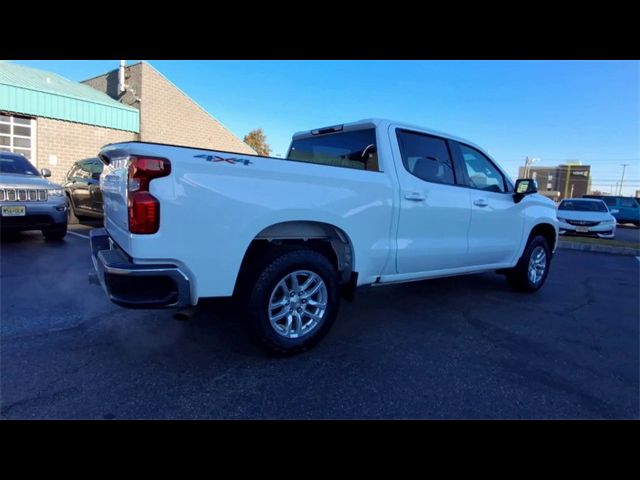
[127, 156, 171, 234]
[129, 192, 160, 234]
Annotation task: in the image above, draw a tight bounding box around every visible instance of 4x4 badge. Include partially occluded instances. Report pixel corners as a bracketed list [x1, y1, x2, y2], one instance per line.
[195, 154, 252, 166]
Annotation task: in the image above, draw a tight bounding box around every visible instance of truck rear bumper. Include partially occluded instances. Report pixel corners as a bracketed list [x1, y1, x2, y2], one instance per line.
[90, 228, 192, 308]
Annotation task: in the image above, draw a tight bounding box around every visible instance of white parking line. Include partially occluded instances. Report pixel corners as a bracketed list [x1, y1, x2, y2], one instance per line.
[68, 231, 90, 240]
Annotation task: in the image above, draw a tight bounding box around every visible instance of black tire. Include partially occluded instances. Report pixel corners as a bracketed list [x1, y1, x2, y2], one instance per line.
[505, 235, 551, 293]
[43, 223, 67, 241]
[66, 195, 79, 225]
[244, 248, 340, 356]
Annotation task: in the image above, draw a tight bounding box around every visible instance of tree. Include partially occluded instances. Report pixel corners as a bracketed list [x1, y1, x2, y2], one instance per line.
[243, 128, 271, 156]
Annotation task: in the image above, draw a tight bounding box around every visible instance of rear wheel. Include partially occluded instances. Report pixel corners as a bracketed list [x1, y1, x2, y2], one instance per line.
[505, 235, 551, 292]
[43, 223, 67, 240]
[244, 249, 340, 355]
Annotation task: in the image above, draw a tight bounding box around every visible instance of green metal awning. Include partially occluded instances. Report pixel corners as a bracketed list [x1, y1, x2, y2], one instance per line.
[0, 62, 139, 132]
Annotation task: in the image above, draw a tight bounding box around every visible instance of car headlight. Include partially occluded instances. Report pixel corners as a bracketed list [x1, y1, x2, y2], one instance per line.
[48, 188, 63, 197]
[602, 219, 615, 225]
[557, 217, 567, 222]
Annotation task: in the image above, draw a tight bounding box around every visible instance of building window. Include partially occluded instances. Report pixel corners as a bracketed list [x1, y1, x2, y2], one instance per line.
[0, 113, 37, 164]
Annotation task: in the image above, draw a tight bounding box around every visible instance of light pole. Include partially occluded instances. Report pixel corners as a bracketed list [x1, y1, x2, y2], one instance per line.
[523, 157, 539, 178]
[563, 164, 572, 199]
[619, 163, 630, 195]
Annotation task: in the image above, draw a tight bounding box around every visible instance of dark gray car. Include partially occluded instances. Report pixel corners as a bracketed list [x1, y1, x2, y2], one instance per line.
[0, 151, 67, 239]
[64, 157, 104, 222]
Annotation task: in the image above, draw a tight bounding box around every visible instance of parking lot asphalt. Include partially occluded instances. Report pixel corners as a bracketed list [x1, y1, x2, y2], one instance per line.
[1, 226, 638, 419]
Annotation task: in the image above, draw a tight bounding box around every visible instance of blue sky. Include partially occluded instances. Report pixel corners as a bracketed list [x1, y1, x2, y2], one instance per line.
[11, 60, 640, 195]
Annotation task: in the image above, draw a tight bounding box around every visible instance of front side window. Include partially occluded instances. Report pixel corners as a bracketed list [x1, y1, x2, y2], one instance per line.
[75, 162, 92, 179]
[396, 130, 455, 185]
[0, 113, 36, 162]
[601, 197, 616, 207]
[287, 129, 378, 171]
[456, 143, 506, 193]
[66, 166, 78, 180]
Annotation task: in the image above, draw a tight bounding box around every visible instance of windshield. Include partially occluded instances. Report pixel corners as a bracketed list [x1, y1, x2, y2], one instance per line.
[288, 129, 378, 171]
[0, 153, 40, 176]
[559, 200, 607, 212]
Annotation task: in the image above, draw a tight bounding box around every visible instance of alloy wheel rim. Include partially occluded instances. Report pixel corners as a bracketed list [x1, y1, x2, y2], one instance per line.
[268, 270, 328, 339]
[528, 246, 547, 284]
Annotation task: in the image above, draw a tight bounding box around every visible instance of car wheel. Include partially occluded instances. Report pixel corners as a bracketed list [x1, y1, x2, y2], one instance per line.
[245, 248, 340, 356]
[506, 235, 551, 293]
[43, 223, 67, 241]
[66, 196, 79, 225]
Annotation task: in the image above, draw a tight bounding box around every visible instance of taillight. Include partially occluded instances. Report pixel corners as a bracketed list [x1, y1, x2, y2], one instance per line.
[128, 156, 171, 234]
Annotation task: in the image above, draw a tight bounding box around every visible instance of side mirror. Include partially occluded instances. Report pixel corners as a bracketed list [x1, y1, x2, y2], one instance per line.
[513, 178, 537, 204]
[41, 168, 52, 178]
[610, 209, 619, 214]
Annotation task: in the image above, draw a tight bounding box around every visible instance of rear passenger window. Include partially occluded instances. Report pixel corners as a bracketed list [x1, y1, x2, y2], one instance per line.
[397, 130, 455, 185]
[620, 198, 638, 208]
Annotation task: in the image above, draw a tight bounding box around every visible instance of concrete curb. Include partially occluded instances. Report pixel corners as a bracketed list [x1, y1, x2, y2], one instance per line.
[558, 240, 640, 256]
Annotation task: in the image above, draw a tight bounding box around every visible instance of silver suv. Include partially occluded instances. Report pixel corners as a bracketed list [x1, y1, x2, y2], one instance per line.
[0, 151, 67, 240]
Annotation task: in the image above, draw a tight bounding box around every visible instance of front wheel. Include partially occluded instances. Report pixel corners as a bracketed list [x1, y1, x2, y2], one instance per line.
[505, 235, 551, 293]
[245, 249, 340, 356]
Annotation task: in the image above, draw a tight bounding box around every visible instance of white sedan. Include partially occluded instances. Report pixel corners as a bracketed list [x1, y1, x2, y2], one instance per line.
[557, 198, 617, 239]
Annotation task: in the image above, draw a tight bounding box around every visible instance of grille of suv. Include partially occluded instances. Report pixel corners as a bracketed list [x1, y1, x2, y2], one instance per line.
[0, 188, 48, 202]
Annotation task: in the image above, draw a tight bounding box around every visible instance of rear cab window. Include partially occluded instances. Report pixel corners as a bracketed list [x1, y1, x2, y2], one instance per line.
[287, 128, 379, 171]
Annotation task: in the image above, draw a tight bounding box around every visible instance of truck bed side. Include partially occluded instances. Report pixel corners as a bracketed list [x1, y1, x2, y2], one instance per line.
[100, 142, 396, 301]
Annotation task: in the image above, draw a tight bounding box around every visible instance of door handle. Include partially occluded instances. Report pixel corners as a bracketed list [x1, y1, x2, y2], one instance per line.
[404, 192, 426, 201]
[474, 199, 488, 207]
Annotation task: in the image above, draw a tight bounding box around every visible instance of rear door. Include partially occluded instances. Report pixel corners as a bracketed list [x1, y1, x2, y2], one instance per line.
[450, 141, 523, 266]
[392, 128, 471, 273]
[618, 197, 640, 223]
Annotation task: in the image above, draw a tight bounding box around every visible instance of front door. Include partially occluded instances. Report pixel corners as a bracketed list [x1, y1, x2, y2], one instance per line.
[451, 141, 523, 266]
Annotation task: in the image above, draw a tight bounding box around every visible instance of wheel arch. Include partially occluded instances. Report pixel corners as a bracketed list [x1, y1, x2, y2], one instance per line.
[233, 220, 357, 297]
[527, 222, 557, 254]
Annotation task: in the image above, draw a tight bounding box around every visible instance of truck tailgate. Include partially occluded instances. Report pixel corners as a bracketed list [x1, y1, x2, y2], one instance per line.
[100, 152, 131, 249]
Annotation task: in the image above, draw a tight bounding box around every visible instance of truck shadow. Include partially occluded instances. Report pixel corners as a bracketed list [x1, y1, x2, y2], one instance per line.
[182, 271, 516, 357]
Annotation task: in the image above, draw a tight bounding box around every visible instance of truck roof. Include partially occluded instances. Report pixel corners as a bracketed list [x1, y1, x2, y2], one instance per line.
[292, 118, 488, 155]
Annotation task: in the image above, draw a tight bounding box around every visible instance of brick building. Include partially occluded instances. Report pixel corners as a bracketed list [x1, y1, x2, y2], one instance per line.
[518, 163, 592, 201]
[0, 61, 253, 185]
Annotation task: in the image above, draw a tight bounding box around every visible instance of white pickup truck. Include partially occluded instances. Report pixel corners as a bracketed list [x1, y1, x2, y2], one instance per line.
[90, 119, 558, 354]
